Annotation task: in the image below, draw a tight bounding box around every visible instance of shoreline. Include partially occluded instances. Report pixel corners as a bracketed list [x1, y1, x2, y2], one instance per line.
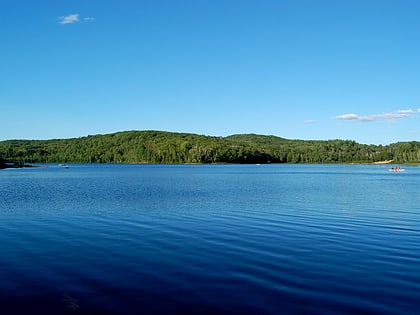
[372, 159, 393, 164]
[0, 162, 40, 170]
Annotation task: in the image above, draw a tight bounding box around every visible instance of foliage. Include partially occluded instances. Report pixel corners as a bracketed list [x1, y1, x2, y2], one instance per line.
[0, 130, 419, 164]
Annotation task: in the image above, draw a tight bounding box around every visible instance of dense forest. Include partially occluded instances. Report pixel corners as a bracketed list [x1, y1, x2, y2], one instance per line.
[0, 130, 419, 165]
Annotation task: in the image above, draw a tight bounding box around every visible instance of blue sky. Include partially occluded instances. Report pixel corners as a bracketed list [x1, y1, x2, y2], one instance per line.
[1, 0, 419, 144]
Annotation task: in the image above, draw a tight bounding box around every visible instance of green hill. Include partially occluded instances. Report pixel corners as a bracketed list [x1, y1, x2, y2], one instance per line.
[0, 130, 419, 164]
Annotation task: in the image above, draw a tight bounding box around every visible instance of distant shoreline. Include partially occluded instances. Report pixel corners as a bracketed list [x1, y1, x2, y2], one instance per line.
[0, 162, 39, 169]
[1, 131, 419, 164]
[372, 159, 393, 164]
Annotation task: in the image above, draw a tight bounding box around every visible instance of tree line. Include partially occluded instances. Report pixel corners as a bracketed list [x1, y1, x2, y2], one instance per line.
[0, 130, 419, 164]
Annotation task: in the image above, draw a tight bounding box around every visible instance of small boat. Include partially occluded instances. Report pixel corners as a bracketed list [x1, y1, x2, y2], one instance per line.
[389, 166, 404, 172]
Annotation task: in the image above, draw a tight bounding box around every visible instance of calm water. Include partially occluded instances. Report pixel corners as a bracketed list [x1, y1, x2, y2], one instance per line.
[0, 164, 419, 314]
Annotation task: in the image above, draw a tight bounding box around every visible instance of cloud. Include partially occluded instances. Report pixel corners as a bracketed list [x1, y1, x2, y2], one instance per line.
[59, 14, 79, 24]
[334, 109, 419, 122]
[303, 119, 317, 124]
[59, 14, 94, 25]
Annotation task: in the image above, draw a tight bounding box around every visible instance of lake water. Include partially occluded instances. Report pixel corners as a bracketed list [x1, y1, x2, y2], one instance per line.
[0, 164, 419, 314]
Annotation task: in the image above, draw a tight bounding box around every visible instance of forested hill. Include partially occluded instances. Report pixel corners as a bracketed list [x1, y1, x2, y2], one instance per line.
[0, 130, 419, 164]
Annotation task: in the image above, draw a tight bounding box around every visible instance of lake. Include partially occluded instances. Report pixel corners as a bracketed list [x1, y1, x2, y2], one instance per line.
[0, 164, 419, 314]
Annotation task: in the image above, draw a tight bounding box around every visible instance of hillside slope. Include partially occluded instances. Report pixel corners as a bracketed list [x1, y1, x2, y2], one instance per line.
[0, 130, 419, 164]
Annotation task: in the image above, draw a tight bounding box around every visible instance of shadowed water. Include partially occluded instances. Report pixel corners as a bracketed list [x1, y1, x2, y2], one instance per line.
[0, 164, 419, 314]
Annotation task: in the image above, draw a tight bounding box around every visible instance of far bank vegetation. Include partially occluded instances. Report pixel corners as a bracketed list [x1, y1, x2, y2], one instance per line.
[0, 131, 419, 164]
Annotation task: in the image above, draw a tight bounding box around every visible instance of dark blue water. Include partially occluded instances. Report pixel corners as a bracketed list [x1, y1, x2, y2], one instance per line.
[1, 164, 419, 314]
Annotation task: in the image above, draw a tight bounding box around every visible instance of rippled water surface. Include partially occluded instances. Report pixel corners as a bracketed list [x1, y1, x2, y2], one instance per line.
[1, 164, 419, 314]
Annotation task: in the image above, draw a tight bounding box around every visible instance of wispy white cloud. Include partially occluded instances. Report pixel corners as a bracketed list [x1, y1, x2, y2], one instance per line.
[334, 109, 419, 122]
[303, 119, 317, 124]
[59, 14, 79, 25]
[59, 14, 94, 25]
